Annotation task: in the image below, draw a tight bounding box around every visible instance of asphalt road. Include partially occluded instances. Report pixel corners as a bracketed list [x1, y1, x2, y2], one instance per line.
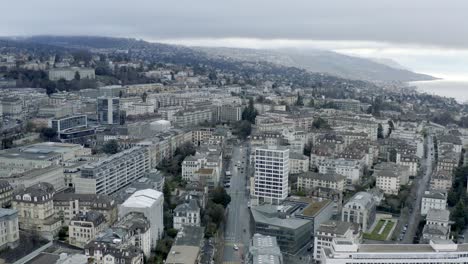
[402, 135, 434, 243]
[222, 144, 251, 264]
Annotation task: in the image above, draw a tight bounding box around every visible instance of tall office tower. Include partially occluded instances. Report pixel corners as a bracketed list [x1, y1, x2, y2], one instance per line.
[254, 146, 289, 204]
[97, 97, 121, 125]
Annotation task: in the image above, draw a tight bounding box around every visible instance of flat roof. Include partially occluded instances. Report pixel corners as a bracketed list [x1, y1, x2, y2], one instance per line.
[165, 246, 200, 264]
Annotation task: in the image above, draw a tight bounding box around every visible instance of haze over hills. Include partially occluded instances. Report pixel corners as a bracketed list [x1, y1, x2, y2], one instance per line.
[195, 46, 436, 82]
[10, 35, 434, 83]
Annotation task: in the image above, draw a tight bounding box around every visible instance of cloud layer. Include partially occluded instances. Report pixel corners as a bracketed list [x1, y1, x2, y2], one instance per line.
[2, 0, 468, 48]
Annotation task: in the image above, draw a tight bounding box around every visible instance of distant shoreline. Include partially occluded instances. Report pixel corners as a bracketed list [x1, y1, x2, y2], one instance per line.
[408, 79, 468, 103]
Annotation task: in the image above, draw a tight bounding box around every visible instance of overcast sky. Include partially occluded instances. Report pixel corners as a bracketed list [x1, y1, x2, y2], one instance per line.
[1, 0, 468, 79]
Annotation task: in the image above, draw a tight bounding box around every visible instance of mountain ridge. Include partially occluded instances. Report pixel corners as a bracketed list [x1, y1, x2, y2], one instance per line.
[194, 46, 436, 82]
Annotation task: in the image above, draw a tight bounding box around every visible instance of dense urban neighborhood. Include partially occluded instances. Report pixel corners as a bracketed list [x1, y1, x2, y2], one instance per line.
[0, 36, 467, 264]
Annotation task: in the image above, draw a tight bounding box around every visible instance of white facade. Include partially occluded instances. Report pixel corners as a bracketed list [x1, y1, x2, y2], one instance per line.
[49, 67, 95, 81]
[375, 174, 400, 195]
[0, 209, 19, 249]
[119, 189, 164, 248]
[173, 200, 200, 229]
[322, 239, 468, 264]
[77, 147, 150, 195]
[319, 158, 362, 185]
[314, 221, 360, 263]
[126, 102, 155, 116]
[254, 146, 289, 204]
[421, 191, 447, 216]
[396, 153, 419, 175]
[289, 154, 310, 175]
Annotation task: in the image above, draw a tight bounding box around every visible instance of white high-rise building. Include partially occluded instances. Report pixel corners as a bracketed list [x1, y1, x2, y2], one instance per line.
[254, 146, 289, 204]
[119, 189, 164, 249]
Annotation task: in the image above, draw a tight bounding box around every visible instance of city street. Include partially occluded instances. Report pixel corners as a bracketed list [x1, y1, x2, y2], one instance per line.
[402, 135, 434, 243]
[222, 144, 251, 264]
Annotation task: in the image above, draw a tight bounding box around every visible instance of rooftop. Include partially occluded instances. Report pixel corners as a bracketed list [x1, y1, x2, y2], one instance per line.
[165, 245, 200, 264]
[121, 189, 163, 208]
[317, 220, 357, 235]
[174, 226, 205, 247]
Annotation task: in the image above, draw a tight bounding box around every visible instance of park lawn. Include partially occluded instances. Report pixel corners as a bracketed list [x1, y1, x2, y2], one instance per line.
[363, 220, 395, 241]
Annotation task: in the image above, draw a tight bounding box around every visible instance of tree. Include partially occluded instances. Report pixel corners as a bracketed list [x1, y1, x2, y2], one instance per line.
[387, 120, 394, 137]
[242, 98, 258, 123]
[142, 92, 148, 103]
[312, 117, 331, 130]
[102, 140, 119, 154]
[163, 182, 172, 205]
[256, 95, 265, 103]
[40, 127, 57, 141]
[58, 226, 68, 241]
[25, 121, 36, 132]
[308, 98, 315, 107]
[377, 124, 384, 139]
[303, 141, 312, 156]
[389, 149, 397, 162]
[206, 202, 225, 226]
[234, 120, 252, 139]
[211, 187, 231, 208]
[1, 138, 13, 149]
[452, 200, 467, 233]
[74, 71, 81, 81]
[166, 228, 178, 238]
[295, 92, 304, 106]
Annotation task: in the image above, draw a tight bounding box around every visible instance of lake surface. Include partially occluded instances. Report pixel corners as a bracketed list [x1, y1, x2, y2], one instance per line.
[409, 80, 468, 103]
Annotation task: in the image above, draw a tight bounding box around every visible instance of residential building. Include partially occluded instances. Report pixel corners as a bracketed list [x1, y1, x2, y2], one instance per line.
[430, 170, 453, 192]
[75, 147, 150, 195]
[319, 158, 362, 185]
[53, 193, 117, 225]
[173, 200, 201, 229]
[119, 189, 164, 247]
[181, 145, 223, 186]
[421, 190, 447, 216]
[12, 182, 61, 239]
[341, 192, 377, 231]
[375, 170, 401, 195]
[111, 212, 152, 258]
[49, 67, 95, 81]
[396, 153, 419, 175]
[373, 162, 410, 185]
[84, 241, 143, 264]
[173, 108, 213, 127]
[1, 98, 23, 119]
[0, 180, 13, 208]
[297, 172, 346, 193]
[253, 146, 290, 205]
[69, 211, 107, 248]
[436, 151, 460, 174]
[218, 104, 243, 122]
[289, 152, 310, 175]
[422, 209, 451, 243]
[126, 102, 155, 116]
[247, 234, 283, 264]
[438, 134, 463, 154]
[0, 208, 19, 249]
[314, 221, 361, 263]
[165, 226, 205, 264]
